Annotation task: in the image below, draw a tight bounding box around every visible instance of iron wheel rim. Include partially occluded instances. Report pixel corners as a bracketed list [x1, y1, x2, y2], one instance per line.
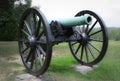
[69, 10, 108, 66]
[18, 8, 52, 76]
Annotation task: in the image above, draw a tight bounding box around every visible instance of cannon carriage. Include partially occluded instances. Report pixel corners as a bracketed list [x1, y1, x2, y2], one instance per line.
[18, 7, 108, 76]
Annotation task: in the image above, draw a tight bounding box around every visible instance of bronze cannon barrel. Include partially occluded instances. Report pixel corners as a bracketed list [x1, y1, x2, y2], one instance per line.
[49, 14, 92, 27]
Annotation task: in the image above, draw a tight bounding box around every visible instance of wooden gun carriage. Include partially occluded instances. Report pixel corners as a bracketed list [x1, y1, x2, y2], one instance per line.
[18, 7, 108, 76]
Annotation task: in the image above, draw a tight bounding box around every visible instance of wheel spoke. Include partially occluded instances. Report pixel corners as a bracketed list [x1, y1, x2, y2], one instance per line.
[85, 25, 89, 33]
[36, 48, 43, 66]
[89, 29, 102, 37]
[90, 38, 103, 42]
[88, 42, 100, 53]
[33, 12, 37, 35]
[25, 48, 33, 63]
[28, 15, 34, 35]
[80, 45, 84, 60]
[30, 56, 34, 69]
[37, 45, 46, 56]
[75, 26, 82, 34]
[30, 49, 35, 69]
[87, 44, 96, 59]
[22, 47, 29, 53]
[82, 25, 85, 32]
[87, 20, 98, 34]
[21, 29, 30, 37]
[36, 18, 41, 37]
[35, 49, 38, 71]
[37, 31, 44, 40]
[71, 41, 78, 46]
[33, 12, 37, 28]
[75, 43, 82, 54]
[85, 45, 89, 62]
[24, 21, 32, 35]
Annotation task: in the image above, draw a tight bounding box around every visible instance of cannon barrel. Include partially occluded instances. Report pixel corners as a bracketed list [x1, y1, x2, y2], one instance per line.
[49, 14, 92, 27]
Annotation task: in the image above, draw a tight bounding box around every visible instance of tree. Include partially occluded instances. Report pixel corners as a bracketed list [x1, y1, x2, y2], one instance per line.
[0, 0, 15, 9]
[0, 0, 31, 41]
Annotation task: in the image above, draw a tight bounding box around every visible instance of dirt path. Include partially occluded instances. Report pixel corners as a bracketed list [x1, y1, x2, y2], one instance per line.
[0, 54, 55, 81]
[0, 54, 21, 63]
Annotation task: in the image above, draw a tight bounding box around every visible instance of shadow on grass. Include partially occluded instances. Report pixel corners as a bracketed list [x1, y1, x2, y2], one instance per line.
[48, 55, 79, 74]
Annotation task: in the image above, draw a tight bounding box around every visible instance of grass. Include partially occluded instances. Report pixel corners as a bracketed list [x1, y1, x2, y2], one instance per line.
[0, 62, 22, 81]
[0, 41, 24, 81]
[48, 40, 120, 81]
[0, 40, 120, 81]
[0, 41, 18, 55]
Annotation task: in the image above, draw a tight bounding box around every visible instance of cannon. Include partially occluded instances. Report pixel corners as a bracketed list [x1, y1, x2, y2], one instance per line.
[18, 7, 108, 76]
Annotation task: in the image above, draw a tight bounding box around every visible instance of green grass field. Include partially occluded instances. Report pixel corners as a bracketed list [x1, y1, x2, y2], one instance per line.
[0, 40, 120, 81]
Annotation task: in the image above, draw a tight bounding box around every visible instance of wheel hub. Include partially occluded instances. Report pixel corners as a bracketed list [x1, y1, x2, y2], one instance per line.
[81, 33, 89, 45]
[28, 36, 36, 46]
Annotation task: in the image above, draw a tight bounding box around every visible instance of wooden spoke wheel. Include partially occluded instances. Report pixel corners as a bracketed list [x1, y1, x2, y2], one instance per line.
[18, 8, 52, 76]
[69, 10, 108, 66]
